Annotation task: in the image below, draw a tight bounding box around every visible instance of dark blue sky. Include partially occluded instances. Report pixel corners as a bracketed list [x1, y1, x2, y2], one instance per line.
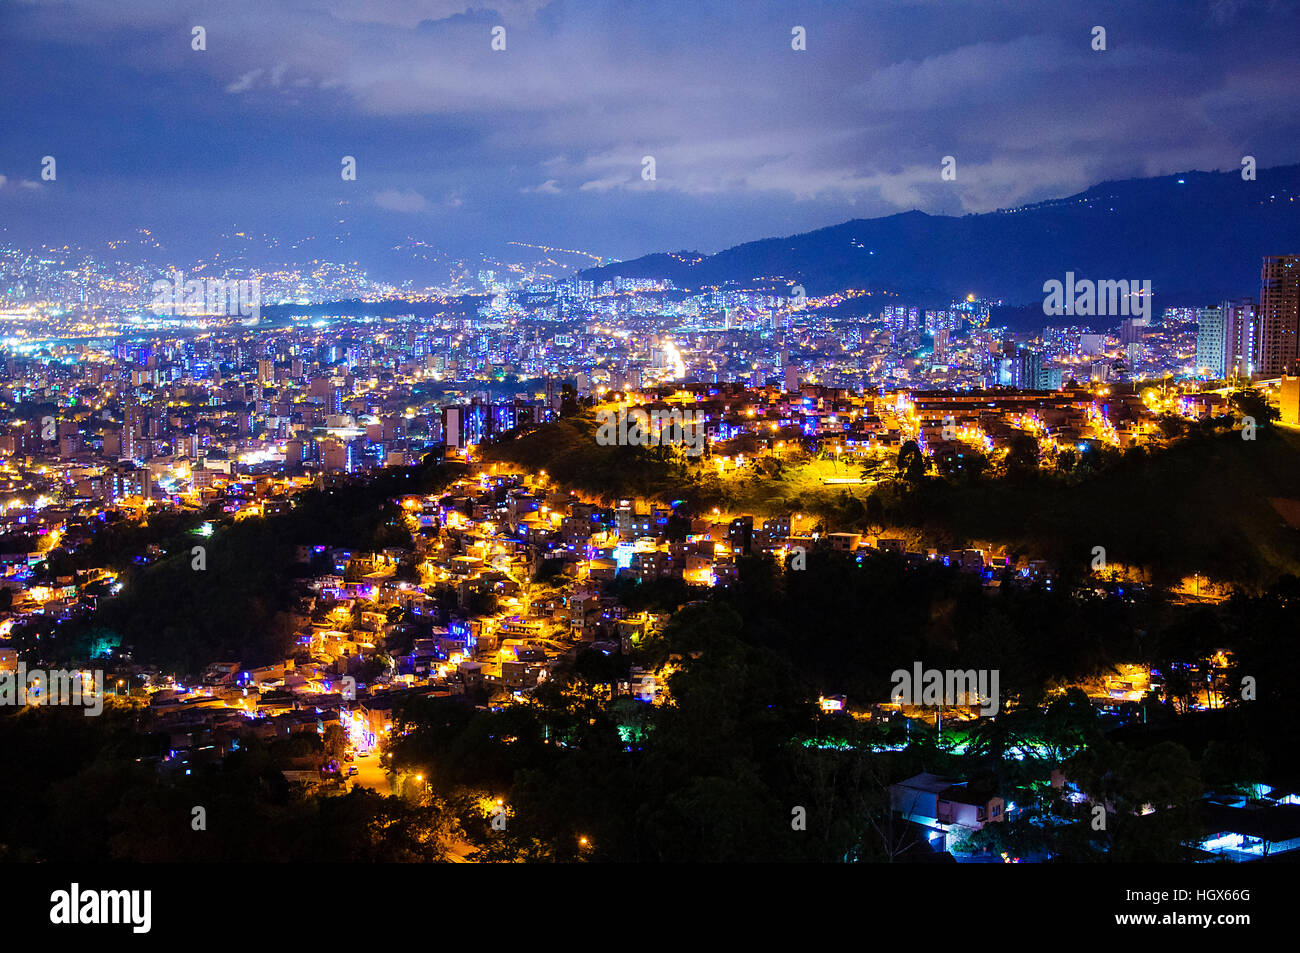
[2, 0, 1298, 277]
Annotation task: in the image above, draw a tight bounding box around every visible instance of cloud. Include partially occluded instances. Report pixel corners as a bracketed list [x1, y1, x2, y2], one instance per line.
[4, 0, 1300, 257]
[522, 179, 561, 194]
[0, 175, 45, 193]
[225, 68, 263, 93]
[374, 189, 429, 212]
[578, 177, 626, 193]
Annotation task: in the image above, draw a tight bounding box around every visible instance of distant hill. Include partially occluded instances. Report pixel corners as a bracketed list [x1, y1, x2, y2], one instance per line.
[580, 165, 1300, 313]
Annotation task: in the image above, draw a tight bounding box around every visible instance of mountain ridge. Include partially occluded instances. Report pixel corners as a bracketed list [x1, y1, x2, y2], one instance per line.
[579, 165, 1300, 309]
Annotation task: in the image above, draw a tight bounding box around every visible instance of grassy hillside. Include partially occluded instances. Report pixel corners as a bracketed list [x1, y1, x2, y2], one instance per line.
[480, 414, 699, 503]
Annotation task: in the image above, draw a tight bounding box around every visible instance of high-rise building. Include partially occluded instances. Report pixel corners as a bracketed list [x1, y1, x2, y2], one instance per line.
[1012, 347, 1044, 389]
[1078, 333, 1107, 357]
[1120, 318, 1148, 347]
[443, 406, 462, 448]
[784, 365, 799, 393]
[123, 401, 146, 461]
[1256, 256, 1300, 376]
[107, 463, 148, 501]
[1223, 298, 1257, 378]
[1195, 307, 1226, 378]
[323, 439, 355, 473]
[933, 328, 950, 364]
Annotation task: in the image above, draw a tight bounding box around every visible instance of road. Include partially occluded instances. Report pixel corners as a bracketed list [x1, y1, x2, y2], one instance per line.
[349, 756, 391, 795]
[350, 759, 476, 862]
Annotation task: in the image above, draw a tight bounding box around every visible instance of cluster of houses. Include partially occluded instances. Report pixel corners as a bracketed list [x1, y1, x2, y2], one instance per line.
[888, 767, 1300, 864]
[35, 466, 1065, 787]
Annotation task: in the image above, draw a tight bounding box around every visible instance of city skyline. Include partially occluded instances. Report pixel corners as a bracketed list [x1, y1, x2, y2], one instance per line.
[3, 0, 1300, 890]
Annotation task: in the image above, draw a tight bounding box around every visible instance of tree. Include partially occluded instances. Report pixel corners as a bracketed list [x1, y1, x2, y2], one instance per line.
[1201, 740, 1267, 795]
[864, 493, 885, 533]
[560, 382, 581, 418]
[1229, 387, 1278, 425]
[393, 558, 421, 583]
[664, 512, 692, 543]
[1063, 739, 1204, 861]
[1157, 414, 1186, 439]
[359, 653, 394, 684]
[1004, 433, 1040, 480]
[323, 724, 349, 764]
[896, 440, 927, 489]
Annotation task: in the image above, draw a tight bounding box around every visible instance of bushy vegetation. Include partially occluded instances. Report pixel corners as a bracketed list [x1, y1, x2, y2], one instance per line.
[484, 412, 1300, 588]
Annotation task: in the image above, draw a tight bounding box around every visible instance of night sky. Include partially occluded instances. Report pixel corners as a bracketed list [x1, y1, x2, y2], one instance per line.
[2, 0, 1298, 273]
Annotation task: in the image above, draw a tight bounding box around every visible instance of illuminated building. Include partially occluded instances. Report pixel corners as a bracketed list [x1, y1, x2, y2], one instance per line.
[1223, 298, 1258, 378]
[1256, 255, 1300, 376]
[1195, 306, 1226, 378]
